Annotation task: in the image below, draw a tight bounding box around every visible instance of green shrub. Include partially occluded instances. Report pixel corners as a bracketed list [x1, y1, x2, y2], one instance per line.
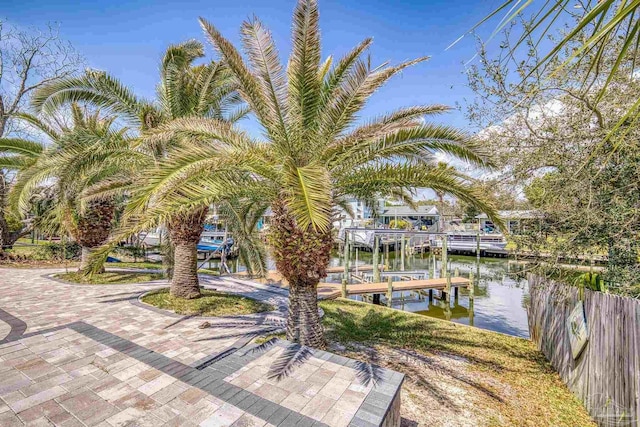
[114, 245, 147, 260]
[575, 272, 607, 293]
[389, 219, 411, 230]
[33, 242, 81, 261]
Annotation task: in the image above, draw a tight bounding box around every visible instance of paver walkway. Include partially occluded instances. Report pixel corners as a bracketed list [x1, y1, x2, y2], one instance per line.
[0, 268, 402, 427]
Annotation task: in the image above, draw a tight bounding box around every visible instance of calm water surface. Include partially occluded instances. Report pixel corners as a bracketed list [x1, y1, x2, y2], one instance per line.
[211, 251, 531, 338]
[327, 251, 531, 338]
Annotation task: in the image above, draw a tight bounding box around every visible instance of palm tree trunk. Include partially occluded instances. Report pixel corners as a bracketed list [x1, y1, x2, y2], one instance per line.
[286, 285, 300, 342]
[72, 199, 115, 273]
[80, 246, 105, 273]
[171, 242, 200, 298]
[297, 283, 323, 347]
[269, 200, 332, 348]
[168, 207, 208, 299]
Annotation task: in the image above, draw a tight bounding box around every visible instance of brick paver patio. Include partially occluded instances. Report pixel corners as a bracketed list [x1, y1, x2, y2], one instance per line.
[0, 268, 402, 427]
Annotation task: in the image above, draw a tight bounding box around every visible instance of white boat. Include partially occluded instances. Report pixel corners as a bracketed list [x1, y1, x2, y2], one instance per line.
[138, 227, 230, 252]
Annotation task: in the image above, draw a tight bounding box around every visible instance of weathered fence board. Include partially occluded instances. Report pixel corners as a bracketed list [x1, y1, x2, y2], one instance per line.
[528, 275, 640, 427]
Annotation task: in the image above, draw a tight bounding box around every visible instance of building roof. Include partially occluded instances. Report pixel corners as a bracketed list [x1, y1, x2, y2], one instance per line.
[475, 210, 540, 220]
[380, 205, 439, 217]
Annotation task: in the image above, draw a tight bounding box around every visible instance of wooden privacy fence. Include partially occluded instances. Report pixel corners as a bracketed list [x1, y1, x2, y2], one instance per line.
[528, 275, 640, 427]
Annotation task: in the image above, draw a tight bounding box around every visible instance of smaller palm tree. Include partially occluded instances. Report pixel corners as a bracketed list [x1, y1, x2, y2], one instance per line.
[31, 40, 246, 298]
[4, 104, 132, 271]
[0, 126, 46, 249]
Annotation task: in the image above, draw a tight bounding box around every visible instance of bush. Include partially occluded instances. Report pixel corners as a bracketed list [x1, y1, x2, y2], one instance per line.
[33, 242, 81, 261]
[389, 219, 411, 230]
[114, 245, 147, 260]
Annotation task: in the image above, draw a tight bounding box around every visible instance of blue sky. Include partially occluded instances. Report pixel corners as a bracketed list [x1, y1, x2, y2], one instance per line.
[5, 0, 508, 136]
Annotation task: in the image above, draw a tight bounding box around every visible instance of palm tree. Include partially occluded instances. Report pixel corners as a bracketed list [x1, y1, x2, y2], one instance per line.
[127, 0, 503, 348]
[2, 104, 131, 271]
[31, 40, 246, 298]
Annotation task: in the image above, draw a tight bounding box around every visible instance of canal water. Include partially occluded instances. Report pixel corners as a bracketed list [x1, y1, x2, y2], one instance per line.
[211, 250, 531, 338]
[326, 250, 531, 338]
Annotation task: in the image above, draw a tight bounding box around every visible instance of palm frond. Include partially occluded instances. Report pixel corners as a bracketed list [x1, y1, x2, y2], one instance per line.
[0, 138, 45, 158]
[473, 1, 640, 144]
[226, 106, 252, 123]
[320, 56, 430, 144]
[320, 37, 373, 109]
[328, 124, 492, 178]
[199, 18, 276, 138]
[12, 113, 60, 140]
[161, 40, 205, 76]
[0, 156, 34, 170]
[241, 18, 289, 144]
[284, 162, 332, 231]
[337, 163, 505, 230]
[286, 0, 322, 147]
[217, 200, 268, 277]
[31, 70, 150, 126]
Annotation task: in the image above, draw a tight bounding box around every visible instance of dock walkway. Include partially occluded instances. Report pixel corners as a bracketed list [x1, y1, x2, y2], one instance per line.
[318, 276, 470, 300]
[325, 264, 384, 274]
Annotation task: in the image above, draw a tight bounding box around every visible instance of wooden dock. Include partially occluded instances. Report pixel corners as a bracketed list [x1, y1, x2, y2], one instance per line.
[317, 276, 470, 300]
[325, 264, 385, 274]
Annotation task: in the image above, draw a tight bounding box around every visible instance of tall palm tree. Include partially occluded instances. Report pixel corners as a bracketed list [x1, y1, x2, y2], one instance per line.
[3, 104, 131, 271]
[31, 41, 246, 298]
[127, 0, 503, 347]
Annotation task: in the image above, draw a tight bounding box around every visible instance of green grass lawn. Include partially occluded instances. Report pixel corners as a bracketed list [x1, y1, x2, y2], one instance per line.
[106, 261, 220, 276]
[318, 299, 595, 427]
[55, 271, 164, 284]
[141, 288, 273, 317]
[107, 261, 164, 270]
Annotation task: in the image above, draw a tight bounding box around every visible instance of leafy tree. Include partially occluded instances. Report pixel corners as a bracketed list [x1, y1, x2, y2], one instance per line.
[32, 41, 244, 297]
[0, 22, 82, 249]
[129, 0, 503, 347]
[467, 18, 640, 296]
[476, 1, 639, 139]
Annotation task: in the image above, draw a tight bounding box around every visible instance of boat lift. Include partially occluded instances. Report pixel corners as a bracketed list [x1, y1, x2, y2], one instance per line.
[338, 228, 480, 311]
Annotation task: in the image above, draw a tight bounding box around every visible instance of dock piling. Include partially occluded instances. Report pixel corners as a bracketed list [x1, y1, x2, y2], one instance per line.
[468, 273, 475, 326]
[400, 236, 405, 272]
[440, 237, 448, 278]
[373, 236, 381, 283]
[342, 231, 349, 295]
[444, 273, 451, 303]
[387, 277, 393, 307]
